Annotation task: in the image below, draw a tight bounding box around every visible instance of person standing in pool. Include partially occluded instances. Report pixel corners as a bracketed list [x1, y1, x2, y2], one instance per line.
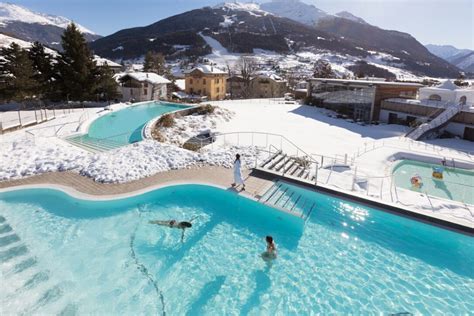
[149, 219, 192, 242]
[232, 153, 245, 191]
[262, 236, 277, 260]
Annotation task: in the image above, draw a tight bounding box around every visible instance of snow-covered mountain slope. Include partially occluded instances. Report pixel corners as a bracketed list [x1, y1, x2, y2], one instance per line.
[0, 2, 100, 49]
[214, 2, 270, 16]
[0, 32, 57, 54]
[425, 44, 471, 60]
[335, 11, 367, 24]
[260, 0, 329, 26]
[425, 44, 474, 72]
[0, 2, 94, 34]
[91, 1, 460, 78]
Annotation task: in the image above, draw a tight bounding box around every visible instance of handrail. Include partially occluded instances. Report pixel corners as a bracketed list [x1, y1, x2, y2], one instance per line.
[199, 131, 318, 163]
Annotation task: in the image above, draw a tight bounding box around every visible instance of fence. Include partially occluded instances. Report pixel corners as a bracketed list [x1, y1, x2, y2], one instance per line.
[196, 131, 473, 216]
[0, 106, 86, 134]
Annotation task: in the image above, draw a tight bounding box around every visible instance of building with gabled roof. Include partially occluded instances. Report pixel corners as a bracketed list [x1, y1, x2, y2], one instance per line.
[115, 72, 171, 102]
[184, 65, 227, 100]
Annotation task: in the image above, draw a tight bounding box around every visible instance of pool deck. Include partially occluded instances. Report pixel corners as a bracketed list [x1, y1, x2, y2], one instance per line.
[0, 167, 472, 235]
[0, 167, 274, 200]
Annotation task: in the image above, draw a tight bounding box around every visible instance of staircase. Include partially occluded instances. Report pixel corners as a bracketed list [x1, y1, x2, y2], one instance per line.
[65, 134, 125, 153]
[256, 150, 317, 183]
[0, 215, 74, 314]
[407, 103, 463, 140]
[259, 182, 315, 222]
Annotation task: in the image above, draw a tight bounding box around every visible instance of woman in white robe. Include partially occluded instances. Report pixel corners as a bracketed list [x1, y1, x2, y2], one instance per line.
[232, 154, 245, 190]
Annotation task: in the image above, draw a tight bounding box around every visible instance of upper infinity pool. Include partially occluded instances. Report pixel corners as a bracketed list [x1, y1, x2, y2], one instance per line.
[79, 101, 189, 146]
[393, 159, 474, 205]
[0, 184, 472, 314]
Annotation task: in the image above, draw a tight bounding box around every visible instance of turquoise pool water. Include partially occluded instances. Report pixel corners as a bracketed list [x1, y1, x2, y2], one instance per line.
[393, 159, 474, 205]
[84, 101, 189, 145]
[0, 184, 472, 314]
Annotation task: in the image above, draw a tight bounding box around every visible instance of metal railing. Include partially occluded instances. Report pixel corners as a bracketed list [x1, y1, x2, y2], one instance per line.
[407, 103, 464, 140]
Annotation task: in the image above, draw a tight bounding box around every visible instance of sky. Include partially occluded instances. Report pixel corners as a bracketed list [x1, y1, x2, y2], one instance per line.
[6, 0, 474, 49]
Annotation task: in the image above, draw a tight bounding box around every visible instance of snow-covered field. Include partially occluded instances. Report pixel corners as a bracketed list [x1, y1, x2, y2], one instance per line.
[211, 99, 410, 157]
[0, 99, 473, 226]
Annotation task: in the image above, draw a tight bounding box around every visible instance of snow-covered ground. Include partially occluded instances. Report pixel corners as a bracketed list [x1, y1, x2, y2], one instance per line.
[158, 107, 234, 146]
[0, 99, 472, 226]
[211, 99, 410, 157]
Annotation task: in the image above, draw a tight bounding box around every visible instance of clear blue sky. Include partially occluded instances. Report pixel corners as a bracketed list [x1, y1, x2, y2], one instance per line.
[8, 0, 474, 49]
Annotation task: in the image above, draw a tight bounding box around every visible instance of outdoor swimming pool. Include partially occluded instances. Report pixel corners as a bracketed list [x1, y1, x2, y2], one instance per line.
[393, 159, 474, 205]
[0, 184, 472, 314]
[76, 101, 189, 146]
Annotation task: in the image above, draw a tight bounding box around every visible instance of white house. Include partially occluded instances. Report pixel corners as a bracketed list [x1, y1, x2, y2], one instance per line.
[419, 80, 473, 106]
[115, 72, 171, 102]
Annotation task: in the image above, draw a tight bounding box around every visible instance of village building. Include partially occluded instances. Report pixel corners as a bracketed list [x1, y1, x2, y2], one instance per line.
[380, 80, 474, 140]
[115, 72, 170, 102]
[307, 78, 422, 122]
[226, 75, 288, 99]
[249, 75, 287, 98]
[184, 65, 227, 101]
[94, 55, 122, 74]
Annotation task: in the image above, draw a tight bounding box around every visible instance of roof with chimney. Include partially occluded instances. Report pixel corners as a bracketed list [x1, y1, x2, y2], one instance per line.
[115, 72, 171, 84]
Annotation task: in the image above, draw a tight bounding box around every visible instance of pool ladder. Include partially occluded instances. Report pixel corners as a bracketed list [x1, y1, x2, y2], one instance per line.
[260, 183, 316, 222]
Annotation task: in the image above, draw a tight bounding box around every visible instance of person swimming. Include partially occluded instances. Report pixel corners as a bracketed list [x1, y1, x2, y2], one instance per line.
[261, 235, 277, 261]
[149, 219, 193, 241]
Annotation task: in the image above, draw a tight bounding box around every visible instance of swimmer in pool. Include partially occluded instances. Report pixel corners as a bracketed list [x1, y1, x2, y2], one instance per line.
[149, 219, 194, 242]
[261, 235, 277, 260]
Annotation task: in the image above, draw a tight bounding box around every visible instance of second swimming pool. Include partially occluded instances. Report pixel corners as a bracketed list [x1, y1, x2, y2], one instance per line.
[392, 159, 474, 205]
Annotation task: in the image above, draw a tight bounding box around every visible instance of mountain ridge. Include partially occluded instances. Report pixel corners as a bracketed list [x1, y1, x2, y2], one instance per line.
[0, 2, 100, 49]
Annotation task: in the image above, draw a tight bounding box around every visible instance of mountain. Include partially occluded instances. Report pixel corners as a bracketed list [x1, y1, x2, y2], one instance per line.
[90, 3, 361, 59]
[425, 44, 471, 59]
[425, 44, 474, 73]
[0, 2, 100, 49]
[334, 11, 367, 24]
[90, 1, 460, 78]
[260, 0, 329, 26]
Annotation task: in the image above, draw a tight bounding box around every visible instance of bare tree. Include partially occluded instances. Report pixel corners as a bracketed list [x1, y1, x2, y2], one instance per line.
[236, 56, 256, 99]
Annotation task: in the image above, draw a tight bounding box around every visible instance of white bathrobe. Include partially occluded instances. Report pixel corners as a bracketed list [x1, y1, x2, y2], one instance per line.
[233, 159, 244, 185]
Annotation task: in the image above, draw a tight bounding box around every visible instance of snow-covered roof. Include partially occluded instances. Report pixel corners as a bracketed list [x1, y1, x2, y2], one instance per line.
[175, 79, 185, 91]
[94, 55, 121, 68]
[435, 80, 458, 91]
[116, 72, 171, 84]
[254, 74, 286, 82]
[311, 78, 423, 87]
[185, 65, 227, 75]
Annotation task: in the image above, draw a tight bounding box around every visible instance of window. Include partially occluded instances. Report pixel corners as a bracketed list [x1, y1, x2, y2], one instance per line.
[144, 83, 148, 88]
[144, 89, 148, 95]
[203, 79, 206, 84]
[190, 79, 193, 85]
[203, 88, 207, 94]
[216, 78, 220, 84]
[460, 96, 467, 105]
[216, 87, 220, 93]
[428, 94, 442, 101]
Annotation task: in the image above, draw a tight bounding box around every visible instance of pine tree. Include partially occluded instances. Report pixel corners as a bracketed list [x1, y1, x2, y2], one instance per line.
[28, 41, 54, 99]
[95, 64, 120, 102]
[313, 59, 335, 79]
[143, 51, 169, 76]
[0, 42, 39, 103]
[56, 23, 98, 102]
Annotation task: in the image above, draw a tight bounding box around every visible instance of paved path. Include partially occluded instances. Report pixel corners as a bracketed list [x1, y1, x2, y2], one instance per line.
[0, 167, 275, 200]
